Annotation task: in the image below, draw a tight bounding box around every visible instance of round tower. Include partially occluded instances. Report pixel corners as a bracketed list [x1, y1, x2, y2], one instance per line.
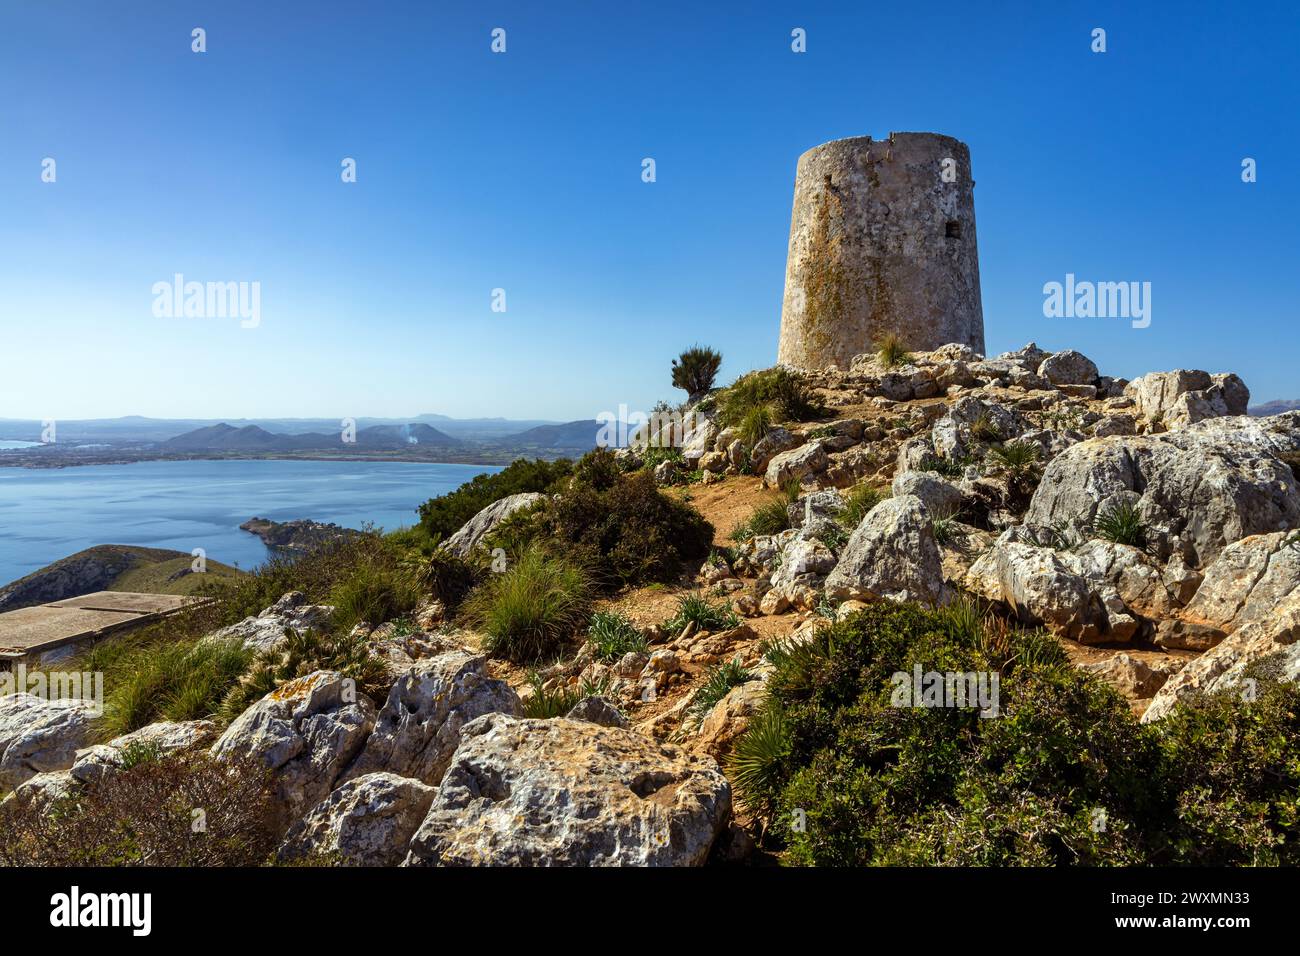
[777, 132, 985, 369]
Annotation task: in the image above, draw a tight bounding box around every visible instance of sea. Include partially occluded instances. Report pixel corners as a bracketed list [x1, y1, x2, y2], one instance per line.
[0, 458, 501, 585]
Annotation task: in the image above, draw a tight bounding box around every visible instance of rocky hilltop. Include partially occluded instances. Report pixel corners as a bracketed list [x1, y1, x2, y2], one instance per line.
[5, 340, 1299, 867]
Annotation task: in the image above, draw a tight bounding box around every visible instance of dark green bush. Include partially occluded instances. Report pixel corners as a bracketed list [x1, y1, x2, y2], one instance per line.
[671, 345, 723, 402]
[716, 367, 826, 436]
[735, 600, 1300, 866]
[417, 458, 573, 540]
[496, 449, 713, 590]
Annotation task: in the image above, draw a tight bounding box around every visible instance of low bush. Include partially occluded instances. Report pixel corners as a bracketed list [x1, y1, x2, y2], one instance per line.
[1092, 501, 1146, 548]
[464, 548, 593, 662]
[732, 600, 1300, 866]
[0, 750, 278, 866]
[417, 458, 573, 540]
[492, 449, 714, 590]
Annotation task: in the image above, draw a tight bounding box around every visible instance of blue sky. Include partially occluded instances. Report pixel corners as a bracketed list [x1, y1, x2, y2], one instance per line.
[1, 1, 1296, 422]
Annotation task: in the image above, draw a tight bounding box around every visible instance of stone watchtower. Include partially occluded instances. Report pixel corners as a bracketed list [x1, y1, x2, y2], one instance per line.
[777, 132, 985, 369]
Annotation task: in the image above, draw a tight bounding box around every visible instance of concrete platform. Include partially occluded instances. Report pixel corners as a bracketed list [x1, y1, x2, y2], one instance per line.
[0, 591, 207, 664]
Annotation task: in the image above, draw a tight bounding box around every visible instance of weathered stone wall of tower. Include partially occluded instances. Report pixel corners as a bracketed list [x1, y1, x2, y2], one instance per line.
[777, 132, 985, 369]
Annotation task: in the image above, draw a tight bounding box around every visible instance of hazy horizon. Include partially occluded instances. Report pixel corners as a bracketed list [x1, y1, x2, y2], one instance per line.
[3, 1, 1297, 421]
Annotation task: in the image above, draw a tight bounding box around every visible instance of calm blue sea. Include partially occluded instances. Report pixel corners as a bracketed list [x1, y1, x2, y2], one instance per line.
[0, 459, 501, 585]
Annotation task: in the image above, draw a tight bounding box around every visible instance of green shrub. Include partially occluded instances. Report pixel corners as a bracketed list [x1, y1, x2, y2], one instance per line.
[329, 547, 420, 631]
[587, 611, 648, 662]
[499, 449, 714, 589]
[217, 627, 389, 726]
[465, 549, 593, 662]
[401, 541, 484, 609]
[987, 440, 1040, 474]
[727, 705, 791, 818]
[671, 345, 723, 401]
[716, 367, 826, 435]
[663, 592, 740, 633]
[0, 750, 278, 867]
[417, 458, 573, 540]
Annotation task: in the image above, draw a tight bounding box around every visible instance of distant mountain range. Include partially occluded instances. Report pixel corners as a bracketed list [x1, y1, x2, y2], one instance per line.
[1249, 400, 1300, 417]
[0, 414, 613, 466]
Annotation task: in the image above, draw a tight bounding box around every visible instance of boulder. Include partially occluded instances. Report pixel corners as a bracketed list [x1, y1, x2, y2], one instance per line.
[680, 414, 720, 464]
[891, 470, 962, 517]
[565, 696, 629, 729]
[211, 670, 376, 824]
[1080, 653, 1170, 699]
[931, 396, 1023, 460]
[764, 442, 828, 487]
[1142, 592, 1300, 722]
[694, 681, 765, 761]
[966, 533, 1099, 641]
[70, 719, 217, 787]
[278, 772, 436, 866]
[0, 694, 97, 791]
[1176, 533, 1300, 634]
[404, 714, 731, 866]
[342, 650, 520, 787]
[1026, 431, 1300, 567]
[1039, 349, 1098, 386]
[1067, 540, 1177, 622]
[749, 427, 800, 473]
[443, 493, 545, 559]
[824, 495, 950, 605]
[1125, 370, 1250, 429]
[209, 591, 335, 653]
[769, 537, 837, 594]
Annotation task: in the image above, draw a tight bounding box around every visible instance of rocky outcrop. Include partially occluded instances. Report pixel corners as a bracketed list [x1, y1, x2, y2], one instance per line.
[1142, 592, 1300, 722]
[0, 694, 97, 791]
[1175, 533, 1300, 634]
[1125, 370, 1249, 429]
[278, 772, 437, 867]
[341, 650, 520, 787]
[825, 495, 949, 605]
[239, 517, 361, 553]
[967, 533, 1099, 641]
[404, 714, 731, 866]
[442, 493, 545, 558]
[208, 591, 336, 653]
[764, 441, 827, 488]
[1026, 429, 1300, 567]
[211, 670, 376, 825]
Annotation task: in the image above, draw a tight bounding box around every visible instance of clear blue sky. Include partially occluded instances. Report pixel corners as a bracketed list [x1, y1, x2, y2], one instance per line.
[2, 1, 1296, 422]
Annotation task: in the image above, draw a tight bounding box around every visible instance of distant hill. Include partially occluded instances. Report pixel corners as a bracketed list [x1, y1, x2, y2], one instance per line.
[0, 545, 244, 613]
[497, 419, 604, 451]
[160, 422, 462, 453]
[1249, 399, 1300, 417]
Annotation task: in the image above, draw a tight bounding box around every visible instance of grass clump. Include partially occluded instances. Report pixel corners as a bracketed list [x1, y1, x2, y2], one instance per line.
[839, 483, 888, 529]
[716, 367, 826, 438]
[95, 637, 255, 741]
[1092, 500, 1146, 548]
[586, 611, 649, 662]
[520, 671, 622, 719]
[732, 480, 801, 542]
[663, 592, 740, 634]
[987, 440, 1040, 475]
[464, 548, 593, 663]
[875, 331, 912, 369]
